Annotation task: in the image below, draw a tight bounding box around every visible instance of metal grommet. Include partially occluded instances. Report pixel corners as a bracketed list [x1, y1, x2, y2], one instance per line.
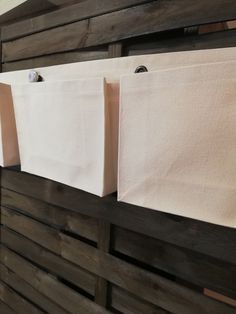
[134, 65, 148, 73]
[29, 70, 43, 82]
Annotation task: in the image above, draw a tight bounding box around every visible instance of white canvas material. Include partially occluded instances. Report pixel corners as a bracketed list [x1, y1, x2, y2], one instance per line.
[12, 77, 119, 196]
[0, 83, 20, 166]
[3, 46, 236, 203]
[118, 61, 236, 228]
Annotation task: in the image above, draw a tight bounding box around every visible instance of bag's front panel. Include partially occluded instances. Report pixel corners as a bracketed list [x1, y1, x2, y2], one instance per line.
[12, 78, 108, 196]
[119, 62, 236, 228]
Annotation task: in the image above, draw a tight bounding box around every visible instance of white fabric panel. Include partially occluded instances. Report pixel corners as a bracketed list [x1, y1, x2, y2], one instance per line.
[118, 61, 236, 228]
[12, 77, 118, 196]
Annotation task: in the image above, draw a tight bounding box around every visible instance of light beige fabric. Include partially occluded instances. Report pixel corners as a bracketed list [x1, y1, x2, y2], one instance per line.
[4, 47, 236, 205]
[12, 78, 119, 196]
[0, 83, 20, 166]
[118, 61, 236, 228]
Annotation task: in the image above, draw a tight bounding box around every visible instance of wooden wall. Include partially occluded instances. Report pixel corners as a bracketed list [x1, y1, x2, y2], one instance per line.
[1, 1, 236, 313]
[1, 168, 236, 313]
[1, 0, 236, 71]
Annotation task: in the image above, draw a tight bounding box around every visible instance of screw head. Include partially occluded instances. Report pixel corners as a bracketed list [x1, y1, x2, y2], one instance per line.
[29, 70, 40, 82]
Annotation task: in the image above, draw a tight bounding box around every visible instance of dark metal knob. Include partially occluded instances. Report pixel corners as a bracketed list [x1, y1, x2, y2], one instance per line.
[134, 65, 148, 73]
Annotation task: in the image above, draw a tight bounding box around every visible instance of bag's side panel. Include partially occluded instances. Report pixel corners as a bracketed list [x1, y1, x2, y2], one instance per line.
[0, 83, 19, 166]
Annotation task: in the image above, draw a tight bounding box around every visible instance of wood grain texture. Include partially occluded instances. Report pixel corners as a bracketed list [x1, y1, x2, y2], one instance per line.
[0, 264, 69, 314]
[1, 0, 153, 41]
[1, 207, 235, 314]
[113, 226, 236, 299]
[1, 246, 111, 314]
[2, 188, 99, 242]
[59, 233, 236, 314]
[2, 49, 108, 72]
[1, 226, 96, 296]
[95, 221, 111, 307]
[0, 300, 16, 314]
[111, 286, 169, 314]
[0, 0, 57, 26]
[108, 43, 123, 58]
[0, 281, 44, 314]
[3, 0, 236, 62]
[2, 169, 236, 265]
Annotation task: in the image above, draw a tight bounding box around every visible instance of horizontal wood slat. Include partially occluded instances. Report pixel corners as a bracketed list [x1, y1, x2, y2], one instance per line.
[113, 227, 236, 299]
[1, 207, 235, 314]
[0, 281, 43, 314]
[0, 0, 58, 26]
[1, 0, 153, 41]
[2, 49, 108, 72]
[0, 264, 69, 314]
[2, 169, 236, 265]
[2, 29, 236, 72]
[0, 300, 16, 314]
[1, 226, 96, 296]
[3, 0, 236, 62]
[2, 188, 99, 242]
[3, 186, 235, 300]
[1, 246, 110, 314]
[126, 29, 236, 55]
[111, 285, 169, 314]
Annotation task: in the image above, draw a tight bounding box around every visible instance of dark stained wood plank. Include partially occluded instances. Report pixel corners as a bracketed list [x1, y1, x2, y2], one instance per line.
[1, 246, 111, 314]
[1, 49, 108, 72]
[113, 226, 236, 299]
[1, 207, 234, 314]
[126, 29, 236, 55]
[0, 0, 58, 26]
[95, 221, 111, 307]
[108, 43, 123, 58]
[111, 285, 169, 314]
[1, 0, 153, 41]
[2, 188, 99, 242]
[60, 234, 236, 314]
[1, 206, 61, 254]
[3, 0, 236, 62]
[1, 226, 96, 296]
[0, 300, 16, 314]
[0, 264, 69, 314]
[0, 281, 44, 314]
[2, 169, 236, 265]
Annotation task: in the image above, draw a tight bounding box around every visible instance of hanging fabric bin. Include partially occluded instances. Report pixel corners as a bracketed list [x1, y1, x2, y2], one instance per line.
[12, 77, 119, 196]
[118, 61, 236, 228]
[0, 83, 20, 166]
[6, 46, 236, 196]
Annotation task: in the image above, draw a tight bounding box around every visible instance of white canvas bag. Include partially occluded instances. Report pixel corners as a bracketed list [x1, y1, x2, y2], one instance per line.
[118, 61, 236, 227]
[12, 77, 119, 196]
[5, 47, 236, 197]
[0, 83, 20, 166]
